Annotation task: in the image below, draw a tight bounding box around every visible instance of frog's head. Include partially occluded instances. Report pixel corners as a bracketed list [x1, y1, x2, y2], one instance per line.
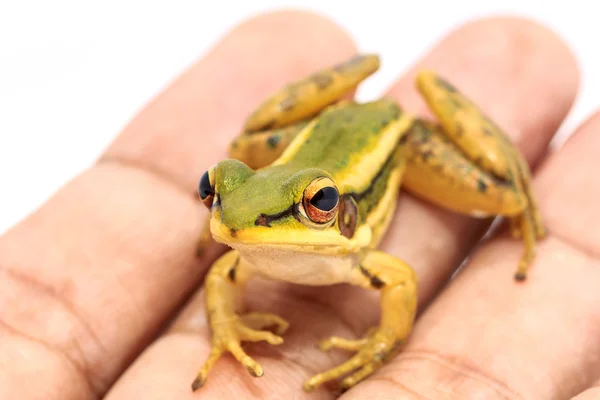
[197, 159, 370, 254]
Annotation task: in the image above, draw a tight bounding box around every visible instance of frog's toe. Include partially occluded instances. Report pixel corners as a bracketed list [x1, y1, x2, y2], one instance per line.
[340, 361, 378, 391]
[535, 224, 547, 240]
[318, 336, 368, 352]
[237, 324, 284, 345]
[303, 352, 370, 391]
[228, 341, 264, 377]
[241, 311, 289, 335]
[304, 328, 402, 391]
[191, 346, 223, 391]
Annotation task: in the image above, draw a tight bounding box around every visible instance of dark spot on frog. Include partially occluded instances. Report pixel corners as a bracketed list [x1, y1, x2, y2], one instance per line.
[449, 97, 463, 111]
[414, 129, 431, 145]
[254, 119, 275, 132]
[432, 164, 444, 174]
[312, 73, 334, 90]
[380, 119, 389, 127]
[228, 256, 240, 282]
[455, 122, 464, 138]
[483, 126, 494, 136]
[229, 228, 238, 238]
[255, 214, 271, 227]
[333, 54, 365, 72]
[436, 76, 457, 92]
[359, 265, 385, 289]
[477, 179, 488, 193]
[421, 149, 434, 161]
[267, 135, 280, 149]
[388, 103, 401, 119]
[228, 267, 236, 282]
[280, 95, 297, 112]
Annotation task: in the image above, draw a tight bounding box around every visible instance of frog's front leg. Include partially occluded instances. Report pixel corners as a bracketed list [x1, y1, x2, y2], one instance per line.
[191, 250, 289, 391]
[304, 250, 417, 392]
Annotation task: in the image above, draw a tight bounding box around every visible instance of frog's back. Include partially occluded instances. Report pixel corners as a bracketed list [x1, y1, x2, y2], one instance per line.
[275, 100, 408, 191]
[272, 99, 412, 243]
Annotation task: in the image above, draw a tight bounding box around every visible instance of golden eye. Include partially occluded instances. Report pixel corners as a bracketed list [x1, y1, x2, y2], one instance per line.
[198, 168, 216, 209]
[302, 177, 339, 224]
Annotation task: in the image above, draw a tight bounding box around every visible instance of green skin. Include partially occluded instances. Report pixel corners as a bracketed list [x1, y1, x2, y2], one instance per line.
[212, 99, 404, 237]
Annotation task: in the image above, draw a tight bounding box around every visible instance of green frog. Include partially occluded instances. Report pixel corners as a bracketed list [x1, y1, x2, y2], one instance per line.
[191, 54, 545, 392]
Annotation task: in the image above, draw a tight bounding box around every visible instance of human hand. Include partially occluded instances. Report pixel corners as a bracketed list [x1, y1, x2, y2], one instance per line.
[2, 10, 598, 400]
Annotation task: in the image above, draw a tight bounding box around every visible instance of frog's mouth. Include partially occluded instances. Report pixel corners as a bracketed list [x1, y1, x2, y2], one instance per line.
[209, 216, 369, 255]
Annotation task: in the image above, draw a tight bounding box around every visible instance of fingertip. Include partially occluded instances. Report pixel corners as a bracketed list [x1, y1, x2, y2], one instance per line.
[447, 15, 580, 110]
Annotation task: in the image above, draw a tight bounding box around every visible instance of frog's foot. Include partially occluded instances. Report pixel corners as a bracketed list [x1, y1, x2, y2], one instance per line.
[304, 328, 403, 392]
[511, 211, 540, 282]
[191, 312, 289, 391]
[241, 311, 290, 335]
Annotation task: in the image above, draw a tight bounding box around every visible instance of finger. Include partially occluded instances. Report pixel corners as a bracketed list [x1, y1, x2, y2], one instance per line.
[0, 10, 355, 400]
[342, 111, 600, 399]
[573, 380, 600, 400]
[103, 17, 578, 400]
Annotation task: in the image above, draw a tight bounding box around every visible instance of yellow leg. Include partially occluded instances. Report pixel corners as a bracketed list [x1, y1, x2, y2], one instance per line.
[318, 336, 368, 352]
[514, 211, 537, 281]
[304, 250, 417, 392]
[191, 250, 289, 391]
[402, 120, 528, 217]
[243, 54, 380, 133]
[405, 68, 548, 280]
[514, 153, 547, 240]
[508, 216, 522, 239]
[228, 120, 310, 170]
[416, 71, 515, 180]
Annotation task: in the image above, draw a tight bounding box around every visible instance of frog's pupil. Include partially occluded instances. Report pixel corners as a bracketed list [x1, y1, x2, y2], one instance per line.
[198, 171, 213, 199]
[310, 186, 338, 211]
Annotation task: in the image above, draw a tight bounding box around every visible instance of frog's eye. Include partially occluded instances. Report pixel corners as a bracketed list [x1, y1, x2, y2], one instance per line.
[198, 168, 216, 209]
[302, 177, 339, 224]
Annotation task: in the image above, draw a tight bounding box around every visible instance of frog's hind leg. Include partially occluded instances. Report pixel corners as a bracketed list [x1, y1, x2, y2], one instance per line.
[513, 153, 546, 240]
[402, 120, 536, 280]
[230, 53, 382, 169]
[402, 120, 528, 217]
[412, 71, 546, 280]
[227, 120, 310, 170]
[243, 54, 380, 133]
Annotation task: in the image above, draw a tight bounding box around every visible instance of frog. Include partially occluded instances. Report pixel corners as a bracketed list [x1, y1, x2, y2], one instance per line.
[190, 54, 546, 393]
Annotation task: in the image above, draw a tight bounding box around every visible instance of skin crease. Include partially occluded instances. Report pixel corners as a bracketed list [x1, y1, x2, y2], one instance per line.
[1, 8, 598, 400]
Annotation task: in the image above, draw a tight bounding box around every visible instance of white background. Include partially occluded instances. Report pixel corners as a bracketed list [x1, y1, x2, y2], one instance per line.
[0, 1, 598, 235]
